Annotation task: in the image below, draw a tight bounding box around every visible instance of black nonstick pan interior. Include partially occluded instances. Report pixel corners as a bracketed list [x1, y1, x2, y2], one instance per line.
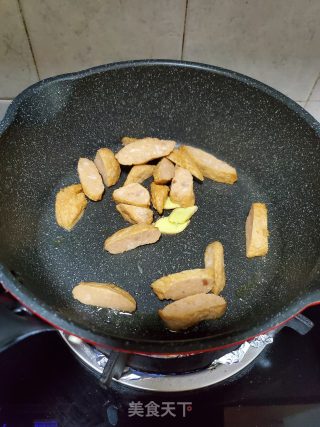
[0, 61, 320, 354]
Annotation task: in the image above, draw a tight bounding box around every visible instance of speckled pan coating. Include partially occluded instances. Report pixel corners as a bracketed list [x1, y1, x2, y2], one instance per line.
[0, 60, 320, 354]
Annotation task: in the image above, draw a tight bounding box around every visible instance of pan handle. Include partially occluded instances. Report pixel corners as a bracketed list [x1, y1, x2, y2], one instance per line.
[0, 291, 54, 352]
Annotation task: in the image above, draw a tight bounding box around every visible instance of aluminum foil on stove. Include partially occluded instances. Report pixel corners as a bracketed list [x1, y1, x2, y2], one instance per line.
[210, 334, 273, 368]
[92, 334, 273, 379]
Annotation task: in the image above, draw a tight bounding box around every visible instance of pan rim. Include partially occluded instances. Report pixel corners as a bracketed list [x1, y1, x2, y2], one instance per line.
[1, 59, 319, 135]
[1, 271, 320, 354]
[1, 59, 320, 353]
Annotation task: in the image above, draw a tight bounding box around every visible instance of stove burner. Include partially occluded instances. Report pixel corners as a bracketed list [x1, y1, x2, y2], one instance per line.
[59, 314, 313, 392]
[0, 281, 314, 393]
[60, 331, 274, 392]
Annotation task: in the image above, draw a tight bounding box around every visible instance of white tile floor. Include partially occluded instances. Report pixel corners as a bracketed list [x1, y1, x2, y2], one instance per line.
[0, 100, 11, 120]
[309, 77, 320, 101]
[304, 101, 320, 122]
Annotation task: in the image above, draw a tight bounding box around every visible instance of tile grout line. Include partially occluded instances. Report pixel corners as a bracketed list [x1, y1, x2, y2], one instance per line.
[17, 0, 40, 80]
[305, 72, 320, 104]
[180, 0, 189, 60]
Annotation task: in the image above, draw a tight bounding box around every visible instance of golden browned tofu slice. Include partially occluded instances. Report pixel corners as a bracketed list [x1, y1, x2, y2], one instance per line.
[55, 184, 87, 231]
[121, 136, 138, 145]
[204, 241, 226, 294]
[72, 282, 136, 312]
[183, 146, 237, 184]
[151, 268, 214, 300]
[115, 138, 175, 165]
[94, 148, 121, 187]
[170, 166, 195, 207]
[116, 203, 153, 224]
[167, 146, 204, 181]
[153, 158, 175, 184]
[124, 165, 155, 186]
[104, 224, 161, 254]
[77, 158, 104, 201]
[112, 183, 150, 207]
[150, 182, 170, 214]
[246, 203, 269, 258]
[159, 293, 227, 331]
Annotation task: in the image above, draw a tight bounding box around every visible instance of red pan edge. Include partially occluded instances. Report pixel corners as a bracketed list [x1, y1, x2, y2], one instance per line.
[5, 288, 320, 356]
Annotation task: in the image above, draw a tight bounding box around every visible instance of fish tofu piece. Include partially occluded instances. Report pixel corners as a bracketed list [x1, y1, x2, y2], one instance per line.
[151, 269, 214, 300]
[94, 148, 121, 187]
[167, 146, 204, 181]
[116, 203, 153, 224]
[150, 182, 170, 214]
[115, 137, 175, 165]
[104, 224, 161, 254]
[170, 166, 195, 207]
[183, 146, 237, 184]
[124, 165, 155, 186]
[55, 184, 87, 231]
[159, 293, 227, 331]
[153, 158, 175, 184]
[121, 136, 138, 145]
[204, 241, 226, 294]
[246, 203, 269, 258]
[72, 282, 136, 312]
[77, 158, 104, 201]
[112, 183, 150, 207]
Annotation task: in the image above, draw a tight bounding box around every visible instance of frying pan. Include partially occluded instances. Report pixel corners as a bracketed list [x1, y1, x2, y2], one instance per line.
[0, 60, 320, 355]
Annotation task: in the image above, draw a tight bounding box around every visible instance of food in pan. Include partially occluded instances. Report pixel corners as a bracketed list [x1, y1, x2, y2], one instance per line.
[65, 140, 240, 247]
[115, 137, 175, 165]
[163, 196, 181, 210]
[151, 268, 214, 300]
[104, 224, 161, 254]
[116, 204, 153, 225]
[153, 158, 175, 184]
[183, 145, 237, 184]
[246, 202, 269, 258]
[150, 182, 170, 214]
[154, 206, 197, 234]
[168, 206, 198, 224]
[63, 137, 268, 333]
[170, 166, 195, 207]
[112, 183, 150, 207]
[153, 243, 227, 330]
[72, 282, 136, 312]
[154, 217, 190, 234]
[121, 136, 138, 145]
[167, 146, 204, 181]
[204, 241, 226, 294]
[158, 293, 227, 331]
[124, 164, 155, 186]
[55, 184, 87, 231]
[77, 158, 105, 201]
[94, 148, 121, 187]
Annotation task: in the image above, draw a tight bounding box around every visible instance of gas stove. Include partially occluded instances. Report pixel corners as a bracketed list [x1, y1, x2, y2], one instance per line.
[1, 295, 320, 426]
[60, 330, 275, 392]
[1, 101, 320, 427]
